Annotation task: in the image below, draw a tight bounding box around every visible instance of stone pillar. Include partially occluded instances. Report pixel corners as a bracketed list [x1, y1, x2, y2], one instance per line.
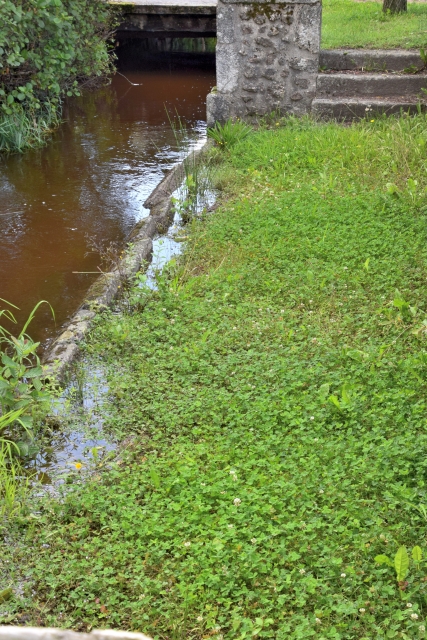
[207, 0, 321, 125]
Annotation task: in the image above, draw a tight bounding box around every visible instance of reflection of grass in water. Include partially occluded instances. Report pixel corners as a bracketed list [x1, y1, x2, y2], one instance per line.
[29, 361, 116, 484]
[0, 452, 31, 520]
[167, 109, 217, 223]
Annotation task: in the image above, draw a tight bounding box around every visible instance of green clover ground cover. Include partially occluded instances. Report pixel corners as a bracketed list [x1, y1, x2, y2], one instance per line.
[4, 116, 427, 638]
[322, 0, 427, 49]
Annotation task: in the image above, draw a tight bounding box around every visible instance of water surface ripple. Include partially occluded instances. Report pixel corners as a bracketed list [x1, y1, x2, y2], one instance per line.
[0, 65, 215, 347]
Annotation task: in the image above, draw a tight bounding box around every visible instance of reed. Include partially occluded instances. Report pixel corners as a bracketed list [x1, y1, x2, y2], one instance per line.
[0, 102, 62, 153]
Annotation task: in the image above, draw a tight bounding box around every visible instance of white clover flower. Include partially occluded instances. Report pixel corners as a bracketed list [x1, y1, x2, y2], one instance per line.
[319, 489, 324, 494]
[299, 568, 306, 574]
[310, 416, 314, 420]
[197, 616, 203, 622]
[315, 618, 322, 624]
[407, 603, 413, 608]
[251, 538, 257, 544]
[341, 573, 346, 578]
[227, 524, 233, 528]
[419, 625, 425, 633]
[233, 498, 242, 506]
[184, 541, 191, 547]
[412, 614, 419, 620]
[359, 608, 365, 613]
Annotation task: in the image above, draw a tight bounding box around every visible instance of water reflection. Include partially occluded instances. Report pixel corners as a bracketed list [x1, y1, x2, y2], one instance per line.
[0, 61, 215, 348]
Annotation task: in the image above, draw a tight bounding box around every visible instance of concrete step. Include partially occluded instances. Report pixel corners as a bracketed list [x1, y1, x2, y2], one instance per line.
[312, 96, 425, 120]
[320, 49, 424, 72]
[316, 72, 427, 98]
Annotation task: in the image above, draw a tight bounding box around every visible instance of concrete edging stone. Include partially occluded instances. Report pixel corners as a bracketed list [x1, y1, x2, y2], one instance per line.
[320, 48, 425, 72]
[0, 628, 152, 640]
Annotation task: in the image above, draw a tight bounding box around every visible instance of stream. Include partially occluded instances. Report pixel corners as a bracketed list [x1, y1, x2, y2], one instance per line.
[0, 49, 215, 350]
[0, 46, 215, 483]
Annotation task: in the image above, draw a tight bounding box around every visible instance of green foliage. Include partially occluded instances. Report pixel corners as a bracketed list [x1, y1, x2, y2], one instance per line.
[322, 0, 427, 49]
[0, 0, 116, 152]
[6, 115, 427, 636]
[0, 100, 61, 152]
[375, 545, 425, 596]
[208, 119, 253, 150]
[0, 300, 55, 517]
[0, 300, 54, 458]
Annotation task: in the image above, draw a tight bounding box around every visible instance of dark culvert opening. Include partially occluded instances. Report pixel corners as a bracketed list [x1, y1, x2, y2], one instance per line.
[115, 37, 216, 71]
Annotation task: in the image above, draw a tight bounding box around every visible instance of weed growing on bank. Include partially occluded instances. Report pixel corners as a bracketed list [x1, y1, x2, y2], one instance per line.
[0, 300, 55, 518]
[322, 0, 427, 49]
[5, 115, 427, 637]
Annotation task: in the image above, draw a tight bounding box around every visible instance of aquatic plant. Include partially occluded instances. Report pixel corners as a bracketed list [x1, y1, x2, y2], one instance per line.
[0, 102, 61, 153]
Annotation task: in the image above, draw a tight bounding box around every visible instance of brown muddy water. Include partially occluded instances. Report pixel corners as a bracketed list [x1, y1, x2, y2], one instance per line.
[0, 54, 215, 349]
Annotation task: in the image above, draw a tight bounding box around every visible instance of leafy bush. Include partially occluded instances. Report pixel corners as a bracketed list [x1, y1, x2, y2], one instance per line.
[0, 0, 115, 151]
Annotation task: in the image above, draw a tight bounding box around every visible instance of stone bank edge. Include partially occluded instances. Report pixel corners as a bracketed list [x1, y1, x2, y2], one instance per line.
[42, 143, 209, 382]
[0, 628, 152, 640]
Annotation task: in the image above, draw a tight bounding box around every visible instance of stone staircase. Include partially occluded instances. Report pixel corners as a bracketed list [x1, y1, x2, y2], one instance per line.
[313, 49, 427, 119]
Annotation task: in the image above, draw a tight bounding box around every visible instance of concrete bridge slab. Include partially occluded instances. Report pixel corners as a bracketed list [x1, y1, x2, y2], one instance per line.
[111, 0, 217, 37]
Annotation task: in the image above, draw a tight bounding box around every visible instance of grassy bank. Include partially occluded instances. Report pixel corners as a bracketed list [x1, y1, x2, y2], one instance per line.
[322, 0, 427, 49]
[4, 115, 427, 638]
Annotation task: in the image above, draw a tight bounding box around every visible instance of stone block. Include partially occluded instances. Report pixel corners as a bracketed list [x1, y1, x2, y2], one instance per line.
[0, 628, 152, 640]
[210, 0, 321, 123]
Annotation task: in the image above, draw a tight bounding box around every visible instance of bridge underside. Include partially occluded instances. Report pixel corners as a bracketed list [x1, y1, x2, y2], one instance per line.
[114, 2, 216, 39]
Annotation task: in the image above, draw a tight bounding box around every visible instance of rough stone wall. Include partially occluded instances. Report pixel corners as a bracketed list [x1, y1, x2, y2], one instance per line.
[207, 0, 321, 125]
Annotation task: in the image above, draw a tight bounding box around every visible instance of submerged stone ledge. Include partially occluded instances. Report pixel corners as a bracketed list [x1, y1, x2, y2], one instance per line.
[43, 144, 208, 382]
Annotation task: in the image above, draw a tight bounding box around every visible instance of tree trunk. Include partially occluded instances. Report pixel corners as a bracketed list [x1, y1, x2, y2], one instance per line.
[383, 0, 407, 13]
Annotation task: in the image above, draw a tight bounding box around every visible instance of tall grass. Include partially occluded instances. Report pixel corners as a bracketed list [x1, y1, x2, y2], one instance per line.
[207, 119, 253, 150]
[0, 102, 62, 154]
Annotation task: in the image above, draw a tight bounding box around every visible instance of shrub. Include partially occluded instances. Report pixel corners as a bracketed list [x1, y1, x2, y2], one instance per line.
[0, 0, 116, 152]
